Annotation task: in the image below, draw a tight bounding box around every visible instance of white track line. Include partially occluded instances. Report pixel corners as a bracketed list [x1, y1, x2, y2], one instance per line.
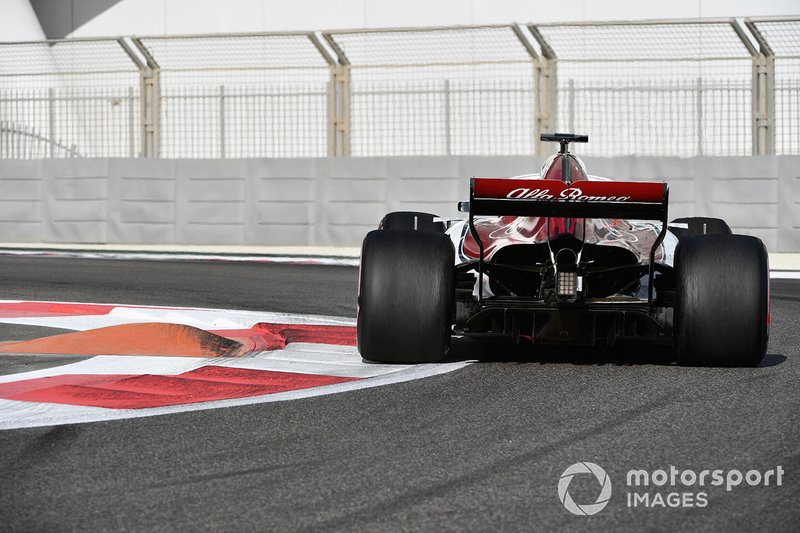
[0, 300, 355, 331]
[1, 248, 798, 275]
[771, 271, 800, 279]
[0, 249, 360, 266]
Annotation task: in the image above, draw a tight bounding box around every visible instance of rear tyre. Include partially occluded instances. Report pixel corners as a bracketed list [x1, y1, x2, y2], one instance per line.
[674, 234, 769, 366]
[357, 229, 455, 363]
[670, 217, 731, 239]
[379, 211, 446, 233]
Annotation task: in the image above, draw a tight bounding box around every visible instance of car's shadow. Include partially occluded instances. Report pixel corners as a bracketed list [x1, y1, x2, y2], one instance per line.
[444, 336, 786, 368]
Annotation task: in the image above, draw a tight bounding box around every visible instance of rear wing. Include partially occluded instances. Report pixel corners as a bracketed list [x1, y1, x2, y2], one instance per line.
[470, 178, 668, 221]
[466, 178, 670, 308]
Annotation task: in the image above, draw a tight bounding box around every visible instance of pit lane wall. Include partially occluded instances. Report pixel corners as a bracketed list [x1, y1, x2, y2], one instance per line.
[0, 156, 798, 251]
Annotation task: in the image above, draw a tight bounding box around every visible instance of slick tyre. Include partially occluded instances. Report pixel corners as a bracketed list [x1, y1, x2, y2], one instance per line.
[379, 211, 446, 233]
[357, 229, 455, 363]
[670, 217, 731, 239]
[674, 234, 769, 366]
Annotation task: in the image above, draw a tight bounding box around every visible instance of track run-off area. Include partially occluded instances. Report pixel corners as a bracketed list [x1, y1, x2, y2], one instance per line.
[0, 254, 798, 531]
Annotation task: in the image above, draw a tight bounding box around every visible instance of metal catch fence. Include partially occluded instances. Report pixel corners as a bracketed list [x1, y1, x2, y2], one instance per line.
[747, 19, 800, 156]
[0, 17, 797, 159]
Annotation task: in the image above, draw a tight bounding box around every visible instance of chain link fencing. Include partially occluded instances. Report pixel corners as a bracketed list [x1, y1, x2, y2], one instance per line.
[136, 34, 331, 158]
[323, 25, 537, 156]
[747, 18, 800, 156]
[0, 18, 797, 159]
[0, 38, 140, 158]
[535, 20, 756, 157]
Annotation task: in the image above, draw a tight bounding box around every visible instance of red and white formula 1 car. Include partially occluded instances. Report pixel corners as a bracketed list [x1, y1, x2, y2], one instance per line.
[357, 133, 769, 366]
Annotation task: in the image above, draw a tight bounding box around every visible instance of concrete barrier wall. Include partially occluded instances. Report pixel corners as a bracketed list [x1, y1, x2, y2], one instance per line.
[0, 155, 798, 251]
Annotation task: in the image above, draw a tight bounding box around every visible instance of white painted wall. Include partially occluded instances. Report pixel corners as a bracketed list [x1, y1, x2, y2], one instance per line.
[0, 156, 797, 251]
[55, 0, 800, 38]
[0, 0, 46, 40]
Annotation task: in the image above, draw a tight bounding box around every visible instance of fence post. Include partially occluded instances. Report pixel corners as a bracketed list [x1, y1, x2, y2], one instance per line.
[324, 64, 351, 157]
[219, 85, 226, 158]
[527, 25, 558, 156]
[311, 32, 351, 157]
[128, 86, 135, 157]
[140, 62, 161, 158]
[696, 77, 703, 156]
[332, 64, 351, 156]
[119, 38, 161, 158]
[512, 24, 553, 155]
[752, 54, 774, 155]
[444, 79, 452, 155]
[567, 78, 575, 134]
[326, 71, 336, 157]
[533, 56, 558, 155]
[743, 20, 775, 156]
[48, 87, 55, 158]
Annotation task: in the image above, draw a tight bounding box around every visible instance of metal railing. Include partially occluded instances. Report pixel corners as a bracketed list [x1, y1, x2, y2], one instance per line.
[746, 18, 800, 156]
[0, 17, 797, 159]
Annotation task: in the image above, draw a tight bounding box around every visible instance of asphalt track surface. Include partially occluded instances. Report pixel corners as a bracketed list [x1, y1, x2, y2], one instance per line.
[0, 255, 798, 532]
